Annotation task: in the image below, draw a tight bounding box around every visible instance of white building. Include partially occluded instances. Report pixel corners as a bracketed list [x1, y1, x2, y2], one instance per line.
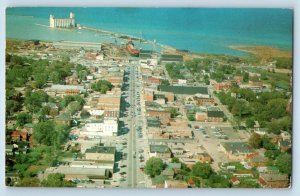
[81, 119, 118, 137]
[50, 12, 75, 28]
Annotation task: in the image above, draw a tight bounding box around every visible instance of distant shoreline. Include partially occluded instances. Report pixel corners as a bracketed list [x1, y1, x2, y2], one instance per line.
[229, 45, 292, 59]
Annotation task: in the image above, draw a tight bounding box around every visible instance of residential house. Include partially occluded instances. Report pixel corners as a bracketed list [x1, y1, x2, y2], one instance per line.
[248, 154, 268, 167]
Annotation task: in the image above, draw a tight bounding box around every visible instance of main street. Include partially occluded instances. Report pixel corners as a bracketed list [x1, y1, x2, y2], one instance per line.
[127, 65, 137, 187]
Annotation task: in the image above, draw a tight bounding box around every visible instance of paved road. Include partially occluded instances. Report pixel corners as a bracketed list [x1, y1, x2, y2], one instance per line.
[127, 65, 137, 188]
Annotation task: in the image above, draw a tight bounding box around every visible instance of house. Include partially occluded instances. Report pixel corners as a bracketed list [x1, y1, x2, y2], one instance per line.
[258, 173, 289, 188]
[234, 76, 244, 84]
[279, 141, 291, 152]
[207, 111, 224, 122]
[85, 146, 116, 162]
[248, 154, 268, 167]
[161, 169, 175, 179]
[55, 112, 71, 126]
[220, 142, 257, 160]
[214, 82, 231, 91]
[11, 131, 28, 142]
[149, 145, 171, 159]
[230, 176, 240, 185]
[164, 180, 188, 188]
[166, 163, 182, 174]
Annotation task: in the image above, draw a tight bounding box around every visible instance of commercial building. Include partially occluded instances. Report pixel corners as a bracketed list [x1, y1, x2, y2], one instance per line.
[81, 119, 118, 137]
[149, 145, 171, 159]
[220, 142, 257, 160]
[44, 166, 110, 180]
[158, 85, 208, 95]
[85, 146, 116, 162]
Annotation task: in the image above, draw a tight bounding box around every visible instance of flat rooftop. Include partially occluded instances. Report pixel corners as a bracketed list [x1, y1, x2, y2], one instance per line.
[158, 85, 208, 95]
[85, 146, 116, 154]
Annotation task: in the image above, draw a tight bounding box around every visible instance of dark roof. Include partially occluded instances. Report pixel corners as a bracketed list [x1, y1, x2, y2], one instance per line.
[147, 118, 161, 128]
[154, 94, 166, 99]
[158, 85, 208, 95]
[140, 50, 153, 54]
[150, 145, 170, 153]
[222, 142, 254, 154]
[85, 146, 116, 154]
[161, 54, 183, 62]
[207, 111, 224, 118]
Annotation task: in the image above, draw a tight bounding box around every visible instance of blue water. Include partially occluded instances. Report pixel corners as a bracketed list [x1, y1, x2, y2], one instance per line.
[6, 8, 293, 56]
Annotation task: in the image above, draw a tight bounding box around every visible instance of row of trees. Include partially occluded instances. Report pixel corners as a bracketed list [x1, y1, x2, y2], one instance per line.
[12, 173, 75, 187]
[217, 91, 291, 133]
[6, 54, 74, 88]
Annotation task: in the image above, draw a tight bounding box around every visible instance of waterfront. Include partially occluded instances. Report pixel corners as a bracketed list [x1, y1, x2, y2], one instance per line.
[6, 8, 293, 56]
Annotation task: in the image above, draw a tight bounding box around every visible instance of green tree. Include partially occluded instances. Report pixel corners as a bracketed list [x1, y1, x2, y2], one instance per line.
[145, 157, 164, 177]
[33, 72, 48, 88]
[91, 80, 113, 94]
[168, 108, 178, 118]
[25, 90, 49, 113]
[171, 157, 180, 163]
[275, 153, 292, 175]
[264, 149, 281, 160]
[33, 121, 69, 148]
[208, 174, 230, 188]
[16, 113, 32, 127]
[41, 173, 75, 187]
[246, 118, 255, 128]
[80, 110, 91, 119]
[17, 177, 40, 187]
[191, 162, 212, 179]
[248, 133, 262, 149]
[67, 101, 82, 115]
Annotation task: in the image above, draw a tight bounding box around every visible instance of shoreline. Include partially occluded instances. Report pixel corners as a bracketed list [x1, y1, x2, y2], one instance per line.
[6, 23, 293, 60]
[229, 45, 292, 60]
